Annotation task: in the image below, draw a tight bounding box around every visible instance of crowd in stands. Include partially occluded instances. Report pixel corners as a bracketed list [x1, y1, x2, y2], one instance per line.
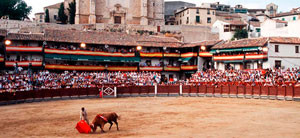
[46, 44, 137, 53]
[1, 68, 300, 93]
[0, 71, 161, 92]
[189, 68, 300, 86]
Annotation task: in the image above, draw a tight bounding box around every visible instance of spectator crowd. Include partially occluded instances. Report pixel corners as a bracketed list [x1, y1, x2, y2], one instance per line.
[0, 71, 161, 92]
[0, 68, 300, 93]
[189, 68, 300, 86]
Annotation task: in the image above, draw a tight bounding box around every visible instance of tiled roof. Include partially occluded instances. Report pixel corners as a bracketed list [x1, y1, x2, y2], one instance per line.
[272, 11, 300, 18]
[249, 21, 260, 27]
[6, 29, 182, 47]
[44, 2, 63, 9]
[223, 20, 247, 25]
[274, 19, 288, 24]
[212, 37, 300, 49]
[216, 12, 241, 18]
[6, 33, 44, 40]
[0, 29, 7, 37]
[183, 40, 223, 47]
[247, 9, 266, 12]
[269, 37, 300, 44]
[212, 38, 268, 49]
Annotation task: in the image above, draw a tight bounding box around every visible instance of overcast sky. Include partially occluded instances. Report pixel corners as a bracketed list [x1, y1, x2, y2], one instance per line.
[25, 0, 299, 19]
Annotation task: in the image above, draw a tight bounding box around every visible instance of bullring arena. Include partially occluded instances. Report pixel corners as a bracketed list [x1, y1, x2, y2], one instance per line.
[1, 85, 300, 138]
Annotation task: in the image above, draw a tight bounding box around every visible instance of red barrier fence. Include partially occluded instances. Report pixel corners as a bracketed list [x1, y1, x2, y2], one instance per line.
[0, 88, 99, 102]
[1, 85, 300, 103]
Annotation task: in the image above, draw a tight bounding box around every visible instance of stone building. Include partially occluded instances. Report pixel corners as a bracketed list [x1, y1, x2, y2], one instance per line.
[165, 1, 196, 25]
[74, 0, 164, 25]
[34, 12, 45, 23]
[44, 2, 63, 23]
[175, 7, 217, 27]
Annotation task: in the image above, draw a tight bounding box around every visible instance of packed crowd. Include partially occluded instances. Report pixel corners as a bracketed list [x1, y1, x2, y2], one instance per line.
[1, 68, 300, 93]
[189, 68, 300, 86]
[0, 71, 161, 92]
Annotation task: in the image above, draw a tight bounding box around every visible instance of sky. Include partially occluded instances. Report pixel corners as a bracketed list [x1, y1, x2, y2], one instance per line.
[25, 0, 299, 19]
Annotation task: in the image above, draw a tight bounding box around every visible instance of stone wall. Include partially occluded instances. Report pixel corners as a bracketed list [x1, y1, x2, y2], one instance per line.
[0, 19, 218, 43]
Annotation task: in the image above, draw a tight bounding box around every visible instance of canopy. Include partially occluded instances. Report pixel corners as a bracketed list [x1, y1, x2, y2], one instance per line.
[210, 47, 260, 53]
[179, 57, 192, 62]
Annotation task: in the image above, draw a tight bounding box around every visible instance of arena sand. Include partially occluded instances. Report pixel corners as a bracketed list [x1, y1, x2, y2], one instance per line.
[0, 97, 300, 138]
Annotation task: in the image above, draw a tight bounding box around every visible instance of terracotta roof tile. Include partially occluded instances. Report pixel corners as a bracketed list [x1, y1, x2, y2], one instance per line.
[272, 11, 300, 18]
[212, 38, 268, 49]
[6, 33, 44, 40]
[269, 37, 300, 44]
[223, 20, 247, 25]
[6, 29, 182, 48]
[249, 21, 260, 27]
[183, 40, 223, 47]
[44, 2, 63, 9]
[274, 19, 288, 24]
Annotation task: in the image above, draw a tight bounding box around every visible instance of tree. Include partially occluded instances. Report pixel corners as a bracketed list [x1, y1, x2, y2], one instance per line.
[0, 0, 32, 20]
[232, 29, 248, 40]
[68, 0, 76, 24]
[45, 9, 50, 23]
[58, 3, 68, 24]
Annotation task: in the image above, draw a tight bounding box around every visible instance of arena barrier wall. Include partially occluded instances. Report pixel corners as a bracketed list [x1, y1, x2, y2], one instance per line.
[1, 85, 300, 103]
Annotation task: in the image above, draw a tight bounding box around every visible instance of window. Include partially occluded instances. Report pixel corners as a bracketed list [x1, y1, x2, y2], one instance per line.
[114, 16, 121, 24]
[212, 11, 215, 15]
[293, 16, 296, 21]
[40, 15, 43, 18]
[187, 10, 189, 14]
[196, 9, 199, 14]
[180, 20, 182, 24]
[153, 2, 155, 6]
[296, 46, 299, 53]
[207, 17, 211, 23]
[256, 28, 261, 32]
[186, 17, 189, 24]
[207, 9, 210, 15]
[196, 16, 200, 23]
[275, 60, 281, 69]
[275, 45, 279, 52]
[282, 18, 285, 21]
[54, 15, 57, 20]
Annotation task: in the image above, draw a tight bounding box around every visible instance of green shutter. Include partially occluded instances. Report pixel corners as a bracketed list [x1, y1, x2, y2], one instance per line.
[196, 16, 200, 23]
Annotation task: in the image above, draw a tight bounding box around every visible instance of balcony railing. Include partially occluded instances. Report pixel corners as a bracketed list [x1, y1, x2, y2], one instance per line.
[6, 46, 43, 52]
[107, 66, 138, 71]
[5, 61, 42, 67]
[140, 52, 163, 58]
[45, 48, 135, 57]
[45, 64, 105, 71]
[199, 52, 212, 57]
[163, 53, 180, 58]
[140, 66, 163, 71]
[181, 52, 197, 58]
[0, 56, 4, 62]
[181, 65, 197, 70]
[213, 53, 267, 61]
[164, 66, 181, 71]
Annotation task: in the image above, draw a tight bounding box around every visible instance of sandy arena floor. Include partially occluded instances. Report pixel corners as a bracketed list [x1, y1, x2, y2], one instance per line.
[0, 97, 300, 138]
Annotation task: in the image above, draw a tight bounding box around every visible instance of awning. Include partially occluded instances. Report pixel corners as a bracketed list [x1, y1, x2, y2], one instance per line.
[179, 57, 192, 62]
[45, 54, 71, 60]
[210, 47, 259, 53]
